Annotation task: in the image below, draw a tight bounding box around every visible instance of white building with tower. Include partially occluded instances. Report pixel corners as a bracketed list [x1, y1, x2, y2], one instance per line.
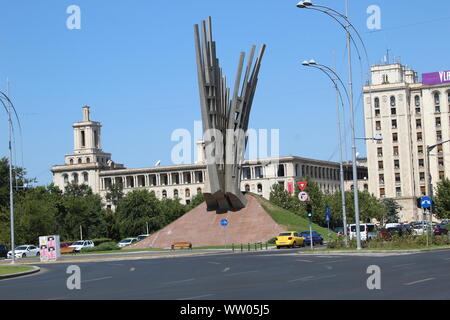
[52, 106, 367, 210]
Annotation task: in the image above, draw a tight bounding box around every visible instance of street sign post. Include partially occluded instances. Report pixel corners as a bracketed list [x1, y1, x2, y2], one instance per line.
[297, 181, 308, 191]
[298, 192, 309, 202]
[220, 219, 228, 248]
[325, 206, 331, 243]
[421, 197, 432, 246]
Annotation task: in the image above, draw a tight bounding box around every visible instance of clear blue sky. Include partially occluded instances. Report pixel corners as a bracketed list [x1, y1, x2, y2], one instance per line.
[1, 0, 449, 185]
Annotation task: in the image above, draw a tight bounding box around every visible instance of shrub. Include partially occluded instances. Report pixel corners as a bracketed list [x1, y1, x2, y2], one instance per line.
[83, 241, 119, 252]
[91, 238, 113, 246]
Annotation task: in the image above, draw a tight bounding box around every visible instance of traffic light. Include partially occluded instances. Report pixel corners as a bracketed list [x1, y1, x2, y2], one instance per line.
[306, 204, 313, 218]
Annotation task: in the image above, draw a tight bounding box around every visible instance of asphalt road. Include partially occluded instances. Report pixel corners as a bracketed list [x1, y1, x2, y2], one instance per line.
[1, 248, 450, 300]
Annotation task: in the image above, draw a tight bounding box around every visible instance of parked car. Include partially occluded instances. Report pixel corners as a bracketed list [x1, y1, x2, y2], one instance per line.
[441, 219, 449, 225]
[60, 241, 75, 254]
[300, 231, 323, 246]
[334, 227, 344, 235]
[275, 232, 305, 249]
[385, 223, 401, 229]
[69, 240, 94, 253]
[117, 238, 138, 248]
[348, 224, 377, 241]
[7, 245, 40, 259]
[137, 234, 150, 241]
[0, 244, 8, 258]
[433, 224, 449, 236]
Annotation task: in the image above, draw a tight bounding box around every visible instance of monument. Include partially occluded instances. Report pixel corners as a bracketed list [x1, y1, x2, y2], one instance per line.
[194, 17, 266, 212]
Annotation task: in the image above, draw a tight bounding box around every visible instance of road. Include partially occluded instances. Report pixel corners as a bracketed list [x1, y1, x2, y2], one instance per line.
[1, 248, 450, 299]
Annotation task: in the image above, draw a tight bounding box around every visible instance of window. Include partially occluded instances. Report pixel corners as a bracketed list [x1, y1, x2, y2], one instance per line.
[375, 109, 381, 117]
[78, 158, 82, 164]
[415, 95, 420, 106]
[63, 174, 69, 185]
[393, 146, 399, 156]
[173, 189, 179, 198]
[83, 172, 88, 183]
[393, 133, 398, 142]
[416, 107, 421, 115]
[243, 167, 251, 180]
[436, 105, 441, 113]
[185, 188, 191, 197]
[438, 145, 443, 154]
[434, 92, 440, 105]
[257, 184, 263, 193]
[418, 145, 424, 154]
[162, 190, 167, 198]
[420, 172, 425, 181]
[86, 157, 90, 163]
[379, 174, 385, 184]
[420, 186, 426, 196]
[378, 161, 384, 170]
[417, 132, 423, 142]
[245, 184, 250, 192]
[380, 188, 386, 197]
[439, 171, 445, 180]
[255, 166, 264, 179]
[374, 97, 380, 108]
[394, 160, 400, 169]
[391, 108, 397, 115]
[392, 119, 397, 129]
[395, 173, 401, 183]
[376, 121, 381, 130]
[437, 130, 442, 141]
[277, 164, 285, 177]
[436, 117, 442, 127]
[396, 187, 402, 197]
[197, 187, 202, 194]
[438, 157, 444, 167]
[419, 159, 425, 168]
[377, 147, 383, 157]
[69, 159, 74, 165]
[81, 130, 86, 147]
[73, 173, 79, 184]
[416, 119, 422, 129]
[390, 96, 396, 107]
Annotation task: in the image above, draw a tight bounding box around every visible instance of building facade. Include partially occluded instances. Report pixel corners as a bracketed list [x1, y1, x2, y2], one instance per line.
[364, 63, 450, 222]
[52, 107, 367, 209]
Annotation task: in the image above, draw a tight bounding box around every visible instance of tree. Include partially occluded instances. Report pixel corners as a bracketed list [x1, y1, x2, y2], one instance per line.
[435, 178, 450, 219]
[381, 198, 402, 224]
[105, 183, 124, 207]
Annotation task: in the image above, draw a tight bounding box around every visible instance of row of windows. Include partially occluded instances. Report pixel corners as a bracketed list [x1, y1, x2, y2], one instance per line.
[102, 171, 205, 190]
[373, 92, 450, 115]
[68, 157, 108, 165]
[63, 172, 88, 184]
[241, 164, 341, 181]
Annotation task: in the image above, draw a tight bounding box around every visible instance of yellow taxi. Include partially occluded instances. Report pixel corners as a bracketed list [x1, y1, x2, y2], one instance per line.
[275, 231, 305, 249]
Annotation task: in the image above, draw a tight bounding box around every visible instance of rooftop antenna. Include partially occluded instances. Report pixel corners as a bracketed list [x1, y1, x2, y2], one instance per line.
[384, 49, 391, 65]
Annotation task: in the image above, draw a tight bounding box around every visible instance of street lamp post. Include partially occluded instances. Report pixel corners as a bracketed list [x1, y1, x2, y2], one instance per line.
[297, 0, 366, 250]
[426, 139, 450, 235]
[302, 60, 349, 247]
[0, 92, 16, 263]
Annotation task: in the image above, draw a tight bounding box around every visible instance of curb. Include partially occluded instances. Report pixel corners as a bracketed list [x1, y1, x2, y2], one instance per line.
[297, 247, 450, 255]
[0, 266, 40, 280]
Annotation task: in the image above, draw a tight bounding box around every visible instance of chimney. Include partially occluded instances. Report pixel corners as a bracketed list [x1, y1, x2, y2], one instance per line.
[82, 106, 90, 122]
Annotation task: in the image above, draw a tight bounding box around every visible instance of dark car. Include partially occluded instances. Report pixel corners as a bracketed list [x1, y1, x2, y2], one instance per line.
[300, 231, 324, 245]
[433, 224, 448, 236]
[0, 244, 8, 258]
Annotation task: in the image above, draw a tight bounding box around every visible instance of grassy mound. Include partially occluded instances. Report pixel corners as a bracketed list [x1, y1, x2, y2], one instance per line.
[252, 194, 337, 240]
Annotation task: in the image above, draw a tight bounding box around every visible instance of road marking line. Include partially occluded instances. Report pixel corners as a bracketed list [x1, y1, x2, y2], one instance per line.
[444, 258, 450, 261]
[178, 294, 214, 300]
[222, 267, 230, 272]
[83, 276, 112, 283]
[163, 278, 195, 285]
[289, 276, 314, 283]
[404, 278, 435, 286]
[296, 259, 313, 263]
[208, 261, 221, 265]
[392, 263, 416, 268]
[317, 260, 342, 264]
[225, 270, 258, 277]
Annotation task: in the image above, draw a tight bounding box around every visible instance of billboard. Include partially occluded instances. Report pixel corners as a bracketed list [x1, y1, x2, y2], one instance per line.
[422, 70, 450, 85]
[39, 235, 61, 262]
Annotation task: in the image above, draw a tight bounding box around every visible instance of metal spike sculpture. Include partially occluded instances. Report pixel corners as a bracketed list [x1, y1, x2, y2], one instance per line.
[194, 17, 266, 212]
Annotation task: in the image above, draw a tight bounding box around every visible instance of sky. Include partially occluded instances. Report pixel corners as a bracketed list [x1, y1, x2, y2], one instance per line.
[1, 0, 450, 185]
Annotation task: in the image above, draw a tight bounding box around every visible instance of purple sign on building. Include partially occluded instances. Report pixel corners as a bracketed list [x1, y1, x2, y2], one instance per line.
[423, 70, 450, 85]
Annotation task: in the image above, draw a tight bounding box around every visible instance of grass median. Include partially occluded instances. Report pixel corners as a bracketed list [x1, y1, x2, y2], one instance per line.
[0, 265, 35, 276]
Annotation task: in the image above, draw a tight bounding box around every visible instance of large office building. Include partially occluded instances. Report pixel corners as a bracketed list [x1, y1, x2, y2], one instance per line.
[51, 107, 367, 209]
[364, 62, 450, 222]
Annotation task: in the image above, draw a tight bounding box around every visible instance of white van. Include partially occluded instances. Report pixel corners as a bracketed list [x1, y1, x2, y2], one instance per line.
[348, 224, 377, 241]
[385, 223, 401, 229]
